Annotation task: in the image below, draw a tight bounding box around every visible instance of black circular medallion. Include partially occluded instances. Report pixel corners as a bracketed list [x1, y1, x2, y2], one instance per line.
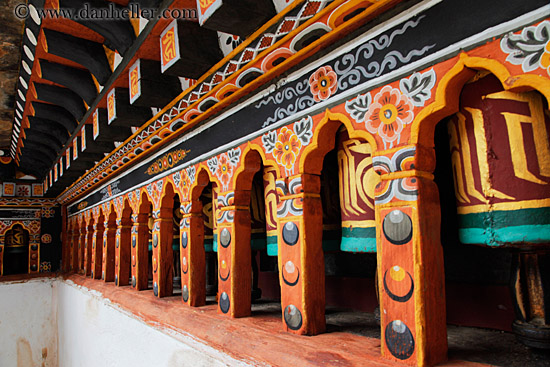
[383, 210, 413, 245]
[220, 292, 230, 313]
[181, 231, 188, 249]
[282, 222, 299, 246]
[385, 320, 415, 360]
[284, 304, 303, 330]
[220, 228, 231, 248]
[182, 285, 189, 302]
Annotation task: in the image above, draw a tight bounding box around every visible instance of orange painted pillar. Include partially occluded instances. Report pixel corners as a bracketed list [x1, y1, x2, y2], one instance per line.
[102, 219, 116, 282]
[115, 218, 132, 286]
[216, 190, 252, 318]
[151, 208, 174, 297]
[277, 173, 325, 335]
[68, 227, 75, 272]
[84, 221, 93, 276]
[71, 228, 79, 272]
[180, 200, 206, 306]
[91, 221, 104, 280]
[373, 145, 447, 367]
[131, 213, 150, 290]
[79, 226, 86, 273]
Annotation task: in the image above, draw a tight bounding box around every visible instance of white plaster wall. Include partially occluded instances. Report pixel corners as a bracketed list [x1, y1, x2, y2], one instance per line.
[0, 278, 58, 367]
[56, 280, 251, 367]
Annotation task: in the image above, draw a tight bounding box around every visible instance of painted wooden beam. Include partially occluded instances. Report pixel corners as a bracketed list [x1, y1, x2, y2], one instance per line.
[129, 59, 182, 108]
[37, 59, 98, 106]
[59, 0, 136, 55]
[32, 83, 87, 121]
[42, 28, 112, 85]
[160, 20, 223, 79]
[30, 102, 78, 134]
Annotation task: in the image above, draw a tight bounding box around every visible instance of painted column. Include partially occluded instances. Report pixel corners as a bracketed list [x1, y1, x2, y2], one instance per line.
[91, 220, 104, 280]
[131, 213, 149, 290]
[115, 218, 132, 286]
[373, 145, 446, 367]
[277, 174, 325, 335]
[180, 200, 206, 306]
[78, 226, 86, 273]
[216, 191, 251, 318]
[102, 218, 116, 282]
[67, 226, 74, 272]
[151, 207, 174, 297]
[84, 220, 93, 276]
[71, 226, 79, 272]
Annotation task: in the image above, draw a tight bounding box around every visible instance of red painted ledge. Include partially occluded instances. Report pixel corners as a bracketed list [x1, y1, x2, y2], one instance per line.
[62, 274, 489, 367]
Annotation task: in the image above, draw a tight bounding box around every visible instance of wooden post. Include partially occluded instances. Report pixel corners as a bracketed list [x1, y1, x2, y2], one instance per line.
[68, 226, 74, 272]
[91, 219, 104, 280]
[84, 218, 93, 276]
[61, 207, 69, 272]
[115, 217, 132, 286]
[374, 145, 447, 367]
[151, 207, 174, 297]
[277, 173, 325, 335]
[180, 200, 206, 306]
[78, 225, 86, 273]
[71, 226, 79, 272]
[131, 213, 150, 290]
[102, 216, 116, 282]
[216, 190, 252, 317]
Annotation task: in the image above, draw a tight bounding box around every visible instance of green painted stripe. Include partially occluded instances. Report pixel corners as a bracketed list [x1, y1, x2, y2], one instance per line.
[459, 207, 550, 229]
[459, 224, 550, 247]
[340, 237, 377, 253]
[267, 243, 278, 256]
[204, 238, 214, 252]
[267, 236, 278, 256]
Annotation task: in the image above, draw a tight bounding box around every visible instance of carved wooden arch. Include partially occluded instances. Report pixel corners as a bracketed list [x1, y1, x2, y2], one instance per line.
[233, 144, 280, 193]
[137, 187, 152, 215]
[189, 165, 219, 203]
[300, 110, 378, 176]
[412, 53, 550, 148]
[1, 221, 39, 238]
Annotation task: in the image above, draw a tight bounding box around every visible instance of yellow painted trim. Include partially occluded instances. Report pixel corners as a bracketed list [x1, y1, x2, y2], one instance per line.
[341, 219, 376, 227]
[380, 170, 434, 181]
[457, 198, 550, 214]
[280, 193, 320, 201]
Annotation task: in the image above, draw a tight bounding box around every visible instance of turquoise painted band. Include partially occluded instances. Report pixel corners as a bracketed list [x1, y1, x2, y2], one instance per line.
[459, 224, 550, 247]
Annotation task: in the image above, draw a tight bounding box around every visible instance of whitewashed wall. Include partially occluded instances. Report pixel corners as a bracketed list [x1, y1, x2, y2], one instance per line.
[0, 279, 250, 367]
[0, 278, 58, 367]
[56, 280, 249, 367]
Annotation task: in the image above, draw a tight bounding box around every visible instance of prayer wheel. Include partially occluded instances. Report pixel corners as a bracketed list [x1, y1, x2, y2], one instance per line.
[449, 74, 550, 348]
